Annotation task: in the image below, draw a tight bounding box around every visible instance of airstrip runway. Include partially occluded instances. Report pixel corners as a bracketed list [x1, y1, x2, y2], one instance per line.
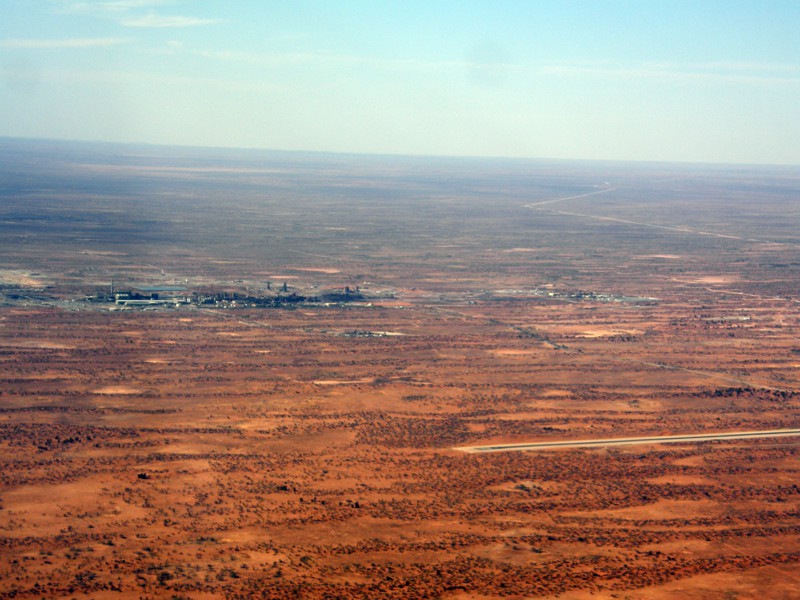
[455, 428, 800, 453]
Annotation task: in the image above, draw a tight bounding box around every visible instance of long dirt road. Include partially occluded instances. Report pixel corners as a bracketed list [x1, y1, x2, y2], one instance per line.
[455, 428, 800, 453]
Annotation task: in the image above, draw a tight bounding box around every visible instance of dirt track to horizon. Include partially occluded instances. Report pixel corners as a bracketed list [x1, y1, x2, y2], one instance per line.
[1, 141, 800, 598]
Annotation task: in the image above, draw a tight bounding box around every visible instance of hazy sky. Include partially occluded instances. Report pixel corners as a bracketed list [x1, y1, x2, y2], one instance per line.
[2, 1, 799, 164]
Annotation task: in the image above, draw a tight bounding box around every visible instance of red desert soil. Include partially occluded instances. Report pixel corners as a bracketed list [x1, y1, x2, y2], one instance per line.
[1, 303, 798, 599]
[1, 146, 799, 598]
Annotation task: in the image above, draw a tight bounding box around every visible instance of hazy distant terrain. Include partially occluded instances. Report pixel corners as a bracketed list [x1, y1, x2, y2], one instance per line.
[2, 138, 799, 295]
[1, 139, 799, 598]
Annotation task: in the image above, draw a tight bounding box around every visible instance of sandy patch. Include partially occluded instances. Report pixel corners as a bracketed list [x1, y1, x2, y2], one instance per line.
[93, 385, 142, 395]
[671, 455, 706, 467]
[1, 478, 148, 538]
[0, 340, 75, 349]
[577, 328, 641, 338]
[539, 389, 572, 397]
[313, 379, 373, 385]
[687, 275, 739, 284]
[565, 499, 721, 521]
[290, 267, 341, 274]
[646, 474, 713, 485]
[373, 300, 413, 307]
[491, 349, 540, 356]
[0, 269, 48, 286]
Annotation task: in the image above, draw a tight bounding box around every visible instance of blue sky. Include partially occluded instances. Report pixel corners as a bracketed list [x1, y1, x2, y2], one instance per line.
[1, 1, 799, 164]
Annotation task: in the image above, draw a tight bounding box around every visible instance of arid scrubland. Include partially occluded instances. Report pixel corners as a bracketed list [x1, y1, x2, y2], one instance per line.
[1, 140, 799, 598]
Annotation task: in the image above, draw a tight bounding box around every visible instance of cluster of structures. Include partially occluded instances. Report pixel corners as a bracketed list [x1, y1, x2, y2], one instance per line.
[85, 283, 367, 310]
[109, 285, 190, 308]
[493, 287, 659, 304]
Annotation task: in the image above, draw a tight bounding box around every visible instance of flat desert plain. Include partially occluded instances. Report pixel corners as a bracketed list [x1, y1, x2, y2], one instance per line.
[1, 139, 799, 598]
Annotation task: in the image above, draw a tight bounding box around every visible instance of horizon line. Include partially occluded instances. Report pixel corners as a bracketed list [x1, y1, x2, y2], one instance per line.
[1, 134, 798, 170]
